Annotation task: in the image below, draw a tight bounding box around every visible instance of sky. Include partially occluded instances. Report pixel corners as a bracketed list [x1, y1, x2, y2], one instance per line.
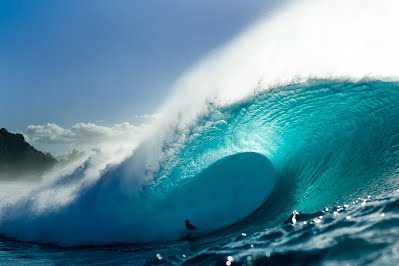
[0, 0, 280, 134]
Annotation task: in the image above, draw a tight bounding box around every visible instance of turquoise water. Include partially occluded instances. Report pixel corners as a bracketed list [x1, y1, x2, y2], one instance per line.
[1, 80, 399, 265]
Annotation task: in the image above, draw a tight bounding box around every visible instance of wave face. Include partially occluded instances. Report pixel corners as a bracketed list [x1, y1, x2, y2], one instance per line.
[1, 79, 399, 247]
[157, 79, 399, 231]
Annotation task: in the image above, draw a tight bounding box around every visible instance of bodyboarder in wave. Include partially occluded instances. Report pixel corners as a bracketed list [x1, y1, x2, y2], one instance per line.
[185, 219, 197, 241]
[185, 219, 197, 230]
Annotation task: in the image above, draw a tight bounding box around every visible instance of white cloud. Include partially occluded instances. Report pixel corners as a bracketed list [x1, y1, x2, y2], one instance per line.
[134, 113, 163, 121]
[24, 122, 152, 156]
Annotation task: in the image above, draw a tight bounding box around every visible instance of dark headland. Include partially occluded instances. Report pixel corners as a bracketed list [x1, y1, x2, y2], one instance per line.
[0, 128, 57, 179]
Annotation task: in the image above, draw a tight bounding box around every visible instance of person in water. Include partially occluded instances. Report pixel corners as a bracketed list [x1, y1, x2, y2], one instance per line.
[185, 219, 197, 230]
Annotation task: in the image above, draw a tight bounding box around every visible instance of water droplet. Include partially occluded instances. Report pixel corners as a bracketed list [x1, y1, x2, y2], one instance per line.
[226, 261, 232, 266]
[227, 256, 234, 262]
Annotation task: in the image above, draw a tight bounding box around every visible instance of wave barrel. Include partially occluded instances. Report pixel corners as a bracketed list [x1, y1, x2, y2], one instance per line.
[154, 152, 276, 240]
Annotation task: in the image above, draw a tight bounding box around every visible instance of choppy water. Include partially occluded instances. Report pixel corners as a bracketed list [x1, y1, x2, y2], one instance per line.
[1, 192, 399, 265]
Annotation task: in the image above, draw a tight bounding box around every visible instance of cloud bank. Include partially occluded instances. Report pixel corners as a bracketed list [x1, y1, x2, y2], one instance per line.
[24, 122, 153, 156]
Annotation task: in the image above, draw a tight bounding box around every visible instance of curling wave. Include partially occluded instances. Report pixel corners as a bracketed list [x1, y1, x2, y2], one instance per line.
[1, 79, 399, 246]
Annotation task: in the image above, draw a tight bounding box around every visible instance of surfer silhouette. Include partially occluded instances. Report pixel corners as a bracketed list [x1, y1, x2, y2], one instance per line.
[185, 219, 197, 230]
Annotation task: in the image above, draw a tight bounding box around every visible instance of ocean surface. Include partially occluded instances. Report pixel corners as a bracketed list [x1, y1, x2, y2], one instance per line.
[1, 80, 399, 265]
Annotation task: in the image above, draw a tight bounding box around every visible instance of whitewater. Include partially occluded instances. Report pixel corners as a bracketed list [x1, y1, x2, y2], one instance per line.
[2, 0, 399, 265]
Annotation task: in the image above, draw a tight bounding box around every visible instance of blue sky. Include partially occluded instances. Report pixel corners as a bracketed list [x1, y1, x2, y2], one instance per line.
[1, 0, 278, 132]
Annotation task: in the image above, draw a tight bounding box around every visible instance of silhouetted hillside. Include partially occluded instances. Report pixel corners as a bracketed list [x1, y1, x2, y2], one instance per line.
[0, 128, 57, 178]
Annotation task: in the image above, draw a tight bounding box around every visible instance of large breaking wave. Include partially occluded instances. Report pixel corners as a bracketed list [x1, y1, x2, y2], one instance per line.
[1, 0, 399, 246]
[1, 80, 399, 246]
